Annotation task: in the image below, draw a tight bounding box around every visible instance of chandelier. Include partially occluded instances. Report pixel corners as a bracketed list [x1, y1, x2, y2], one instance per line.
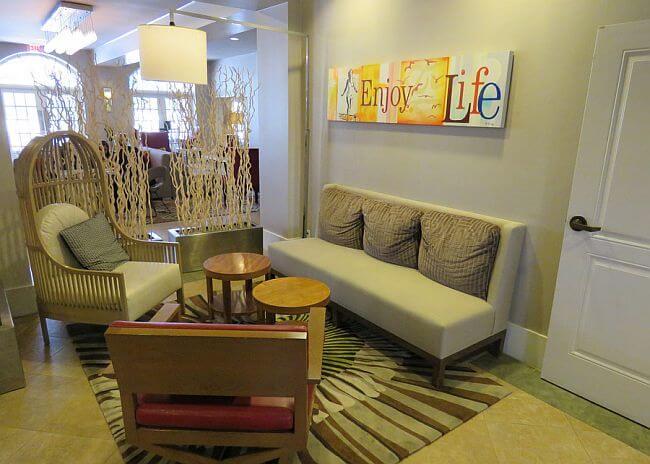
[42, 1, 97, 55]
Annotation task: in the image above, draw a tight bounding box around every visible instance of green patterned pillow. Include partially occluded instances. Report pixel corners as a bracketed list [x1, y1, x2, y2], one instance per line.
[60, 214, 129, 271]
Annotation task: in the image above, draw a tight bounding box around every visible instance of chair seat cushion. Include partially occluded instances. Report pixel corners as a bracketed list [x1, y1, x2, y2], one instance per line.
[135, 386, 315, 432]
[269, 238, 495, 359]
[112, 321, 307, 332]
[136, 397, 295, 432]
[113, 261, 182, 320]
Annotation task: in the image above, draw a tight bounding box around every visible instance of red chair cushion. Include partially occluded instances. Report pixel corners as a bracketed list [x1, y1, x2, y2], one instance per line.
[136, 398, 295, 432]
[135, 386, 315, 432]
[110, 321, 307, 332]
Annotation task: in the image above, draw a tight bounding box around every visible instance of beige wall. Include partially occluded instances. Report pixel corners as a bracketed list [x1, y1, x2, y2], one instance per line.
[258, 0, 306, 240]
[304, 0, 650, 335]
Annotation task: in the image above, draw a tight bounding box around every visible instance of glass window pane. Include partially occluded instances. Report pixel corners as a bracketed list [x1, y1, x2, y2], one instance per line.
[1, 89, 45, 159]
[133, 96, 160, 132]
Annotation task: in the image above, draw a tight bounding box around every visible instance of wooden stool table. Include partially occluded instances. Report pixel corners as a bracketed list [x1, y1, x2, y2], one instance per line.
[203, 253, 271, 323]
[253, 277, 330, 324]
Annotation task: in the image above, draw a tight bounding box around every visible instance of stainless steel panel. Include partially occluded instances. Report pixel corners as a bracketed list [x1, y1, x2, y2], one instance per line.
[169, 226, 264, 273]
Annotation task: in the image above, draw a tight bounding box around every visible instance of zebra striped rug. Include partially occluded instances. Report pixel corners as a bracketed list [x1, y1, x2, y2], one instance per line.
[67, 295, 510, 463]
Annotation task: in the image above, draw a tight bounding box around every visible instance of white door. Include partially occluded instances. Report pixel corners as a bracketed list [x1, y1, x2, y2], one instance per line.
[542, 20, 650, 427]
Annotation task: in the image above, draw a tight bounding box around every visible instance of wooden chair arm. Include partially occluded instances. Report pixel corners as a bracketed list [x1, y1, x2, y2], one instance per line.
[150, 303, 183, 322]
[28, 245, 126, 278]
[307, 307, 326, 384]
[27, 246, 127, 310]
[120, 237, 180, 264]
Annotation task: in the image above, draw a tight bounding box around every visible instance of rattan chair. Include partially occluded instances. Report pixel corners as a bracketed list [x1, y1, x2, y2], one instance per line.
[14, 131, 184, 344]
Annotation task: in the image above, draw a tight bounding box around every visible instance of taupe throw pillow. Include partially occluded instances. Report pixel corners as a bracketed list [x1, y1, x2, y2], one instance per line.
[60, 214, 129, 271]
[363, 200, 422, 268]
[319, 188, 364, 249]
[419, 211, 500, 300]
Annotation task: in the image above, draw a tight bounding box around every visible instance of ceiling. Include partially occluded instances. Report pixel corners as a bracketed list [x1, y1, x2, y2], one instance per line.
[0, 0, 287, 61]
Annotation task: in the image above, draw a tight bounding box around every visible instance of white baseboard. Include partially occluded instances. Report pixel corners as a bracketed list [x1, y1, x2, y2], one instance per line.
[503, 322, 547, 370]
[262, 229, 288, 254]
[5, 285, 37, 317]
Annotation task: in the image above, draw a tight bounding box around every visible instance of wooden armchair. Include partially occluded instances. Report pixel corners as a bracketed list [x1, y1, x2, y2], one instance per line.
[105, 307, 326, 464]
[13, 132, 184, 344]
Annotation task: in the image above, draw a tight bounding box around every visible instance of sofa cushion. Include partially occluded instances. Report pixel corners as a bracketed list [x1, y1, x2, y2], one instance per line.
[144, 147, 171, 169]
[363, 200, 421, 268]
[35, 203, 89, 268]
[60, 214, 129, 271]
[318, 187, 364, 249]
[269, 238, 494, 359]
[419, 211, 500, 300]
[113, 261, 182, 320]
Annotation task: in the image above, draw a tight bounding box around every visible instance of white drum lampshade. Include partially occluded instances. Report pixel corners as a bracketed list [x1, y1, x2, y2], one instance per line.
[138, 24, 207, 85]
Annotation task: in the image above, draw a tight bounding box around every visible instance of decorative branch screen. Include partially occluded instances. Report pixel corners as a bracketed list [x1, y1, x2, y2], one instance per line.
[34, 60, 256, 239]
[169, 66, 256, 235]
[35, 63, 150, 239]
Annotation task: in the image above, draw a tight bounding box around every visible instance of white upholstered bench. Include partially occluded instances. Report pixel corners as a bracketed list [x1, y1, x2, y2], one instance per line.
[269, 184, 525, 386]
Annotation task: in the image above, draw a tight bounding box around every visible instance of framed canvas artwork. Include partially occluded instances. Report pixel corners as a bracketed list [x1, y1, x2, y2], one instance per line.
[328, 51, 513, 128]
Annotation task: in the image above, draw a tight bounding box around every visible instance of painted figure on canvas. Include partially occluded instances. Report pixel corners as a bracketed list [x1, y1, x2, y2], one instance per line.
[340, 69, 358, 118]
[335, 67, 359, 121]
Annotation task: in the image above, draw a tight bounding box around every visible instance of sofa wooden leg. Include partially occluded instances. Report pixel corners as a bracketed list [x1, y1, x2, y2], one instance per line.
[431, 357, 446, 388]
[330, 305, 340, 327]
[39, 314, 50, 346]
[487, 332, 505, 357]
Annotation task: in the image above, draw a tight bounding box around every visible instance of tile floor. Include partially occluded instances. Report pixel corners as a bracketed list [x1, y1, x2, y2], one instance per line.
[1, 278, 648, 464]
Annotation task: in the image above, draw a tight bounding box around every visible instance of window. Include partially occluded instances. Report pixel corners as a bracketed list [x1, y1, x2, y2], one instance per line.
[134, 96, 160, 132]
[2, 91, 42, 156]
[130, 69, 194, 150]
[0, 52, 81, 159]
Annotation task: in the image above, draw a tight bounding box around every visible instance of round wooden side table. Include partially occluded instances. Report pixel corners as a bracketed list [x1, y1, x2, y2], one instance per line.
[252, 277, 330, 324]
[203, 252, 271, 323]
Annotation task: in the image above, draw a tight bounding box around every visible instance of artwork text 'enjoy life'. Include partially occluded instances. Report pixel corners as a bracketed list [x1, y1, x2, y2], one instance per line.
[328, 51, 513, 128]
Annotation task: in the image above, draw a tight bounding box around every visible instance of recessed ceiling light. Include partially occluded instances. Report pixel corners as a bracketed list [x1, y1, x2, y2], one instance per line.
[229, 37, 239, 41]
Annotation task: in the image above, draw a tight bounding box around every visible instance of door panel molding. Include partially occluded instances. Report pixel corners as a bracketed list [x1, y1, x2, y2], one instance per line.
[571, 255, 650, 383]
[595, 49, 650, 224]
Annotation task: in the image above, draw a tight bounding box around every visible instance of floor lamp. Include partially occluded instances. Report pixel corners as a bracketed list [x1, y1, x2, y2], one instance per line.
[140, 9, 311, 238]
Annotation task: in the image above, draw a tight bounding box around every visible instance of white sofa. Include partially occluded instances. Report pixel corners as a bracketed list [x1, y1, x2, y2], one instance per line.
[269, 184, 525, 385]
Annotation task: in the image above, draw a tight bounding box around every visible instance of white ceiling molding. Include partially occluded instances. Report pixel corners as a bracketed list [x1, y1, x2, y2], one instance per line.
[94, 2, 244, 64]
